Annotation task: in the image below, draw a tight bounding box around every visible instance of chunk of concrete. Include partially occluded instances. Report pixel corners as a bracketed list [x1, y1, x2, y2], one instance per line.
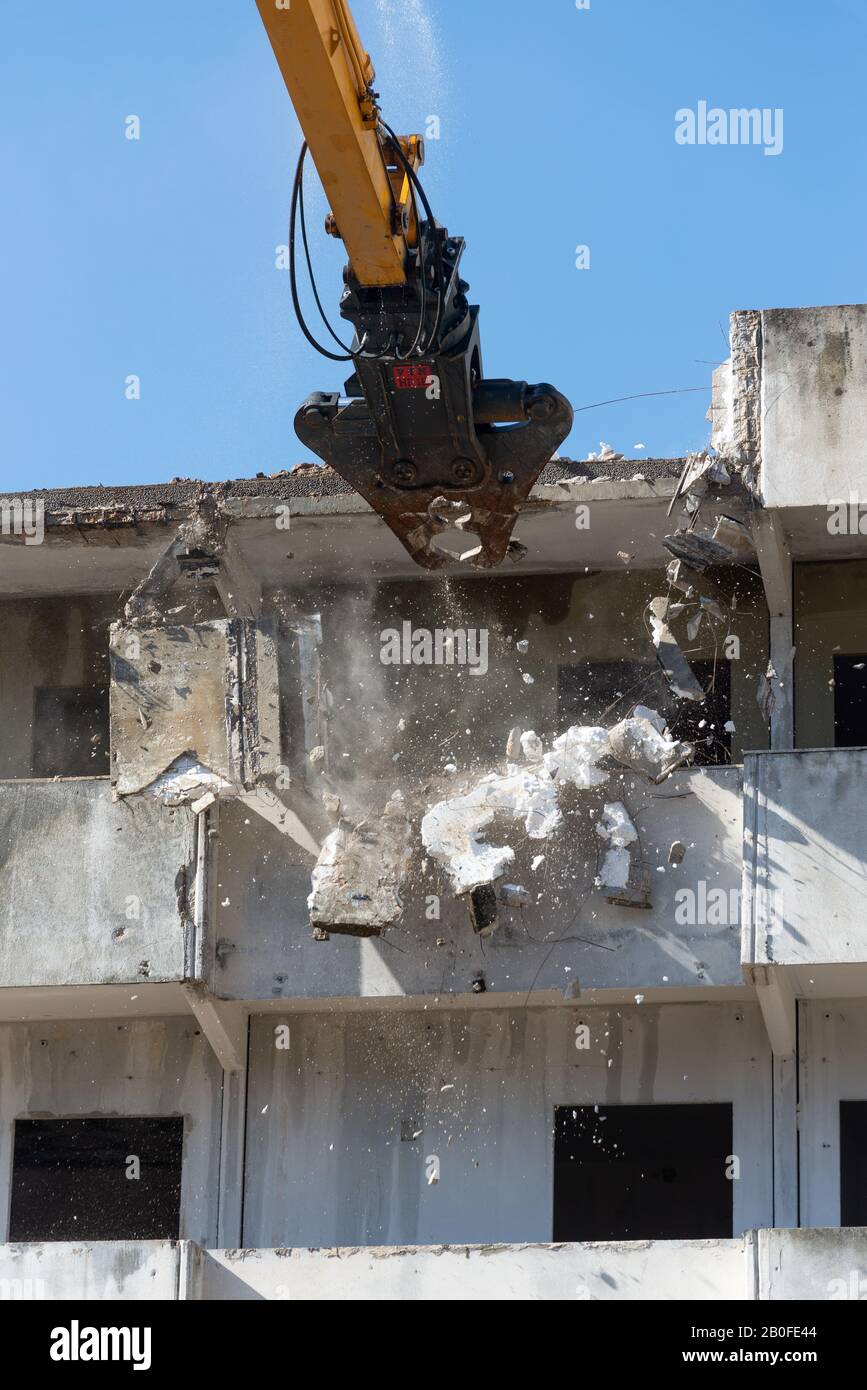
[307, 791, 411, 937]
[595, 801, 652, 909]
[648, 598, 706, 702]
[422, 768, 560, 895]
[543, 726, 610, 789]
[110, 618, 281, 803]
[608, 714, 693, 784]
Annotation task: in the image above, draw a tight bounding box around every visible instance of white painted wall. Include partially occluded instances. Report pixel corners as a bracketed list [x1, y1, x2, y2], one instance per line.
[242, 1001, 773, 1249]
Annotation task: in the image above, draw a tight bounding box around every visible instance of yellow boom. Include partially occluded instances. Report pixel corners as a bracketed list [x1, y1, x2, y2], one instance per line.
[255, 0, 421, 287]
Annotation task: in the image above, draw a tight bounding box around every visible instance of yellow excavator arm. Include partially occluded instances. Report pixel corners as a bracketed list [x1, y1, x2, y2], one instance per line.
[255, 0, 573, 569]
[255, 0, 420, 286]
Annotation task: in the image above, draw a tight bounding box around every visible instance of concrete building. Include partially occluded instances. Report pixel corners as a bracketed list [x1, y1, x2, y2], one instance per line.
[1, 302, 867, 1301]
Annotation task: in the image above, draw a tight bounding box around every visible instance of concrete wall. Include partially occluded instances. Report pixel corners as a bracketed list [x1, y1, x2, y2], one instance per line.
[0, 1018, 224, 1246]
[6, 1230, 867, 1299]
[195, 1238, 750, 1301]
[758, 1227, 867, 1301]
[0, 1240, 183, 1300]
[242, 1002, 773, 1249]
[799, 1001, 867, 1230]
[0, 779, 198, 988]
[743, 750, 867, 966]
[0, 575, 768, 788]
[214, 766, 745, 1002]
[760, 304, 867, 510]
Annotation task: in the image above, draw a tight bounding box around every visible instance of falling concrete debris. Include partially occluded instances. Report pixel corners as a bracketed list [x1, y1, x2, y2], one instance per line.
[596, 802, 637, 886]
[632, 704, 667, 733]
[667, 559, 699, 598]
[664, 529, 737, 572]
[595, 802, 652, 909]
[543, 725, 610, 789]
[699, 595, 727, 622]
[607, 712, 693, 784]
[712, 515, 755, 561]
[668, 452, 731, 519]
[648, 597, 706, 702]
[307, 791, 411, 937]
[520, 731, 545, 764]
[421, 769, 561, 895]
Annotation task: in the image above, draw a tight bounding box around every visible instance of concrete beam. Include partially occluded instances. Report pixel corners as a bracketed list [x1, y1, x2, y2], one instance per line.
[745, 963, 797, 1057]
[182, 985, 247, 1073]
[214, 531, 262, 620]
[238, 786, 323, 858]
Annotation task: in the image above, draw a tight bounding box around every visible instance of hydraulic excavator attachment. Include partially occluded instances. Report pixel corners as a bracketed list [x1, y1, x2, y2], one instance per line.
[257, 0, 573, 569]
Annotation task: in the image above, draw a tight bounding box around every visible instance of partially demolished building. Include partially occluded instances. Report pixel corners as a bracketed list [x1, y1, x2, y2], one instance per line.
[2, 302, 867, 1300]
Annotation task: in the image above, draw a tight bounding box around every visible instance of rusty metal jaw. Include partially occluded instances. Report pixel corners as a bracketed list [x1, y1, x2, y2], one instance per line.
[293, 219, 573, 567]
[295, 375, 572, 569]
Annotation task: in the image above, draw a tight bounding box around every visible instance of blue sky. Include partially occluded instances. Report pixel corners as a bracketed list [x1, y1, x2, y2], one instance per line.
[2, 0, 865, 493]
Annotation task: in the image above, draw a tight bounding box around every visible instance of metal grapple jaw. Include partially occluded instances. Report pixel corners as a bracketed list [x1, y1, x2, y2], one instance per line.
[293, 227, 573, 569]
[295, 354, 573, 571]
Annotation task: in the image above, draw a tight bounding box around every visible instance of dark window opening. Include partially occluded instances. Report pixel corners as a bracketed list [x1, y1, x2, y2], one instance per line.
[558, 659, 732, 767]
[833, 656, 867, 748]
[9, 1117, 183, 1242]
[31, 686, 109, 778]
[559, 659, 666, 726]
[553, 1103, 733, 1241]
[666, 659, 732, 767]
[840, 1102, 867, 1224]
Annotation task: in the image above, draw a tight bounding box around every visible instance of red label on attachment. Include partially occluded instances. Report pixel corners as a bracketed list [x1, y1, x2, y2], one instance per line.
[391, 364, 432, 390]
